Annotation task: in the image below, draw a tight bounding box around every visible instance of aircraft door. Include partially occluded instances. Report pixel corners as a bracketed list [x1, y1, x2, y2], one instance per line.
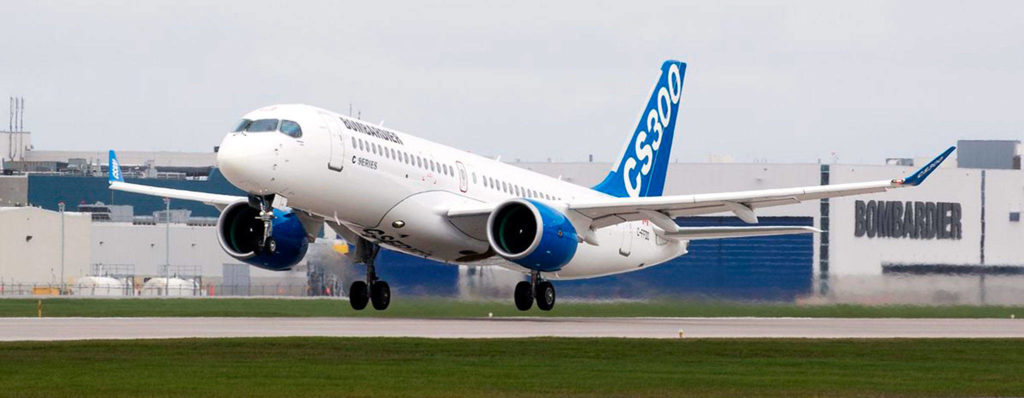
[456, 161, 468, 192]
[320, 114, 345, 172]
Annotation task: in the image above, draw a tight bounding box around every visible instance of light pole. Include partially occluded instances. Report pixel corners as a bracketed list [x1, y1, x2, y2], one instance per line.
[58, 201, 65, 294]
[164, 197, 170, 296]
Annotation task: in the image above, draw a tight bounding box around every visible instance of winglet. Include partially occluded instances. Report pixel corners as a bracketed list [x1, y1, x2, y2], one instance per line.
[896, 146, 956, 186]
[108, 150, 124, 183]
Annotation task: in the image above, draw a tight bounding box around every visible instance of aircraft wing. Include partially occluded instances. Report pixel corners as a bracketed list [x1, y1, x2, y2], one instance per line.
[106, 150, 244, 209]
[447, 146, 955, 240]
[570, 146, 955, 230]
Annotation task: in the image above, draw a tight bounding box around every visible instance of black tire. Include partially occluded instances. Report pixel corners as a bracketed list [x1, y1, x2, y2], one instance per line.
[370, 281, 391, 310]
[535, 281, 555, 311]
[264, 237, 277, 254]
[349, 281, 369, 310]
[514, 281, 533, 311]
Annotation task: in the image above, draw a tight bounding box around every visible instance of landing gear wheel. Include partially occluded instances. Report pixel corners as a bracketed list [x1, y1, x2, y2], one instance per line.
[535, 281, 555, 311]
[349, 281, 369, 310]
[263, 237, 277, 254]
[370, 281, 391, 310]
[514, 281, 533, 311]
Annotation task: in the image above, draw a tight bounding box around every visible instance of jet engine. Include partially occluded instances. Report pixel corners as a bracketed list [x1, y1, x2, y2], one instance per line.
[487, 199, 578, 272]
[216, 200, 309, 271]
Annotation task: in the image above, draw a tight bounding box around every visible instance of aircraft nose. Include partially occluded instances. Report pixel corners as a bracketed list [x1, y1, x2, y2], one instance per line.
[217, 133, 277, 194]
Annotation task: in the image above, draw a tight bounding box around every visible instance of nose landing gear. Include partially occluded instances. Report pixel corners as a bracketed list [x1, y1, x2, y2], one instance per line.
[349, 238, 391, 311]
[514, 270, 556, 311]
[249, 195, 277, 254]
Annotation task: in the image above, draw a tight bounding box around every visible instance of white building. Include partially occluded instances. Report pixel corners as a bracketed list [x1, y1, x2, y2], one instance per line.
[0, 206, 90, 285]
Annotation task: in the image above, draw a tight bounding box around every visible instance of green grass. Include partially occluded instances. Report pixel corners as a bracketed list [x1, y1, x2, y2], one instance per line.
[2, 297, 1023, 318]
[0, 337, 1021, 397]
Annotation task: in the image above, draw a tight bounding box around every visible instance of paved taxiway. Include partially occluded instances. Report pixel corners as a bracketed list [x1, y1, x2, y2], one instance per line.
[2, 317, 1023, 341]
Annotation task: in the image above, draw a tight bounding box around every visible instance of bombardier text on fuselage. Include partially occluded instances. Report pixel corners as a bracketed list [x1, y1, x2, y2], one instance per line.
[108, 60, 955, 311]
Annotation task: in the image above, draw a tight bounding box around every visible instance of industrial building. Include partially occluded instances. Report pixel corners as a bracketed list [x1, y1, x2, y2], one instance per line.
[1, 139, 1022, 304]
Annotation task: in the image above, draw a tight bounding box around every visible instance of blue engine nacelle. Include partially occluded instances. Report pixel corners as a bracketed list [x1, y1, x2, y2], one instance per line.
[216, 201, 309, 271]
[487, 199, 578, 272]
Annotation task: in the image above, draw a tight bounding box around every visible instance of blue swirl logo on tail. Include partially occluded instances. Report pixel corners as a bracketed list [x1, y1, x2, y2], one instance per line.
[593, 60, 686, 198]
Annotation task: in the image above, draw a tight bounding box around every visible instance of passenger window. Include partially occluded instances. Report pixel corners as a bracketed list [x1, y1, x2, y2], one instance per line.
[279, 120, 302, 138]
[403, 152, 409, 164]
[246, 119, 279, 132]
[351, 137, 357, 148]
[472, 173, 477, 184]
[417, 156, 423, 168]
[358, 139, 365, 151]
[233, 119, 252, 132]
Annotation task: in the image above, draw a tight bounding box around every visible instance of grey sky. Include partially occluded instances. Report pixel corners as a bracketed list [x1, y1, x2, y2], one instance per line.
[3, 0, 1023, 164]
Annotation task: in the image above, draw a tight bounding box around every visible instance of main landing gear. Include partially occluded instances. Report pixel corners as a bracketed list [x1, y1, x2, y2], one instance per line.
[250, 195, 277, 254]
[349, 238, 391, 311]
[514, 270, 555, 311]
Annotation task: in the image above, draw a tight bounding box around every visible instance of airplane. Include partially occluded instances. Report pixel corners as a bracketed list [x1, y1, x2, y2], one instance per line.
[108, 60, 955, 311]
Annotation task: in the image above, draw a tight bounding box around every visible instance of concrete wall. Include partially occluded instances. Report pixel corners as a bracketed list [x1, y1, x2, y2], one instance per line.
[0, 175, 27, 206]
[89, 223, 306, 284]
[0, 207, 90, 285]
[829, 165, 983, 274]
[980, 169, 1024, 265]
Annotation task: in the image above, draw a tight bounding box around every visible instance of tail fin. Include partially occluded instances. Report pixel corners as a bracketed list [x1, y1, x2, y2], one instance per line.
[108, 150, 124, 183]
[593, 60, 686, 197]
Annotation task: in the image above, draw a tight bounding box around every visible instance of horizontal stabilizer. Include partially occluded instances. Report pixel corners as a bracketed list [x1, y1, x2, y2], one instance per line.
[107, 149, 244, 210]
[109, 181, 243, 208]
[661, 226, 819, 240]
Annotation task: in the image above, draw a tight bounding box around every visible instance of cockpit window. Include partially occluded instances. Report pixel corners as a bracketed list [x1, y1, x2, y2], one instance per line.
[246, 119, 279, 132]
[280, 120, 302, 138]
[233, 119, 251, 132]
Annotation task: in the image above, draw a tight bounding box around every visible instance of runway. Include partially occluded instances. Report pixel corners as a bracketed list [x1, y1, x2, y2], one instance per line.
[2, 317, 1023, 341]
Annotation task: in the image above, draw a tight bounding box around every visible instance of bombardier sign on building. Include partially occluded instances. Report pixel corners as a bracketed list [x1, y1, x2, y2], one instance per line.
[853, 200, 962, 240]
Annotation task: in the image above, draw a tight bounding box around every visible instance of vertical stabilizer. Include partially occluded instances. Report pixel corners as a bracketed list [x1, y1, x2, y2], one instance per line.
[593, 60, 686, 197]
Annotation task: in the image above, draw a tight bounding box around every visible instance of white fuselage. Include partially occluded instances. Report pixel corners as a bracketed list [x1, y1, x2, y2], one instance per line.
[216, 104, 686, 279]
